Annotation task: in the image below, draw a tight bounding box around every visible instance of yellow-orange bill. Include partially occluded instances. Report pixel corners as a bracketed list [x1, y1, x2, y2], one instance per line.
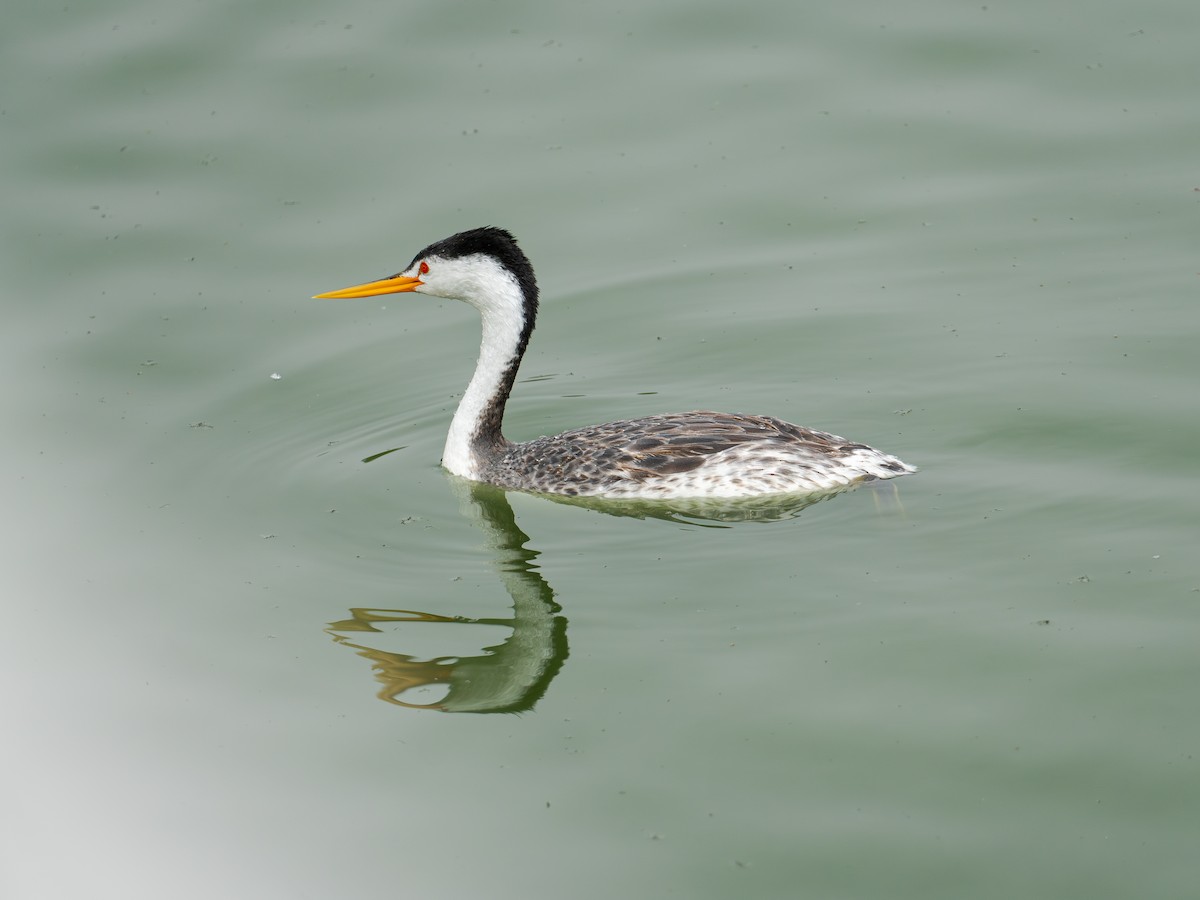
[313, 274, 423, 299]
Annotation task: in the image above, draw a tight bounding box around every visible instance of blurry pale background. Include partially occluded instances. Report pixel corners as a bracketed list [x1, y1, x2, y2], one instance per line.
[3, 1, 1198, 898]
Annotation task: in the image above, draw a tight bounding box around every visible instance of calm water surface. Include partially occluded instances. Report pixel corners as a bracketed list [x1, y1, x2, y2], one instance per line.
[4, 1, 1198, 897]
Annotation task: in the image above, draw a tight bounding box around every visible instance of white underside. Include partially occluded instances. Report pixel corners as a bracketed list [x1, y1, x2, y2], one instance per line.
[578, 445, 916, 499]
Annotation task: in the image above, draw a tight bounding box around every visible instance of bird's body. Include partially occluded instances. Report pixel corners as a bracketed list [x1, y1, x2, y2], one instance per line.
[476, 412, 911, 498]
[315, 227, 915, 499]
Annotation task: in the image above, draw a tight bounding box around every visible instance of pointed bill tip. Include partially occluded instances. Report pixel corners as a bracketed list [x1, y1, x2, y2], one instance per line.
[313, 274, 423, 299]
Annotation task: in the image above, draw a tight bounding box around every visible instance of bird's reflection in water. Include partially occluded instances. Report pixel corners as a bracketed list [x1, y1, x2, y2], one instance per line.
[327, 480, 568, 713]
[327, 477, 875, 712]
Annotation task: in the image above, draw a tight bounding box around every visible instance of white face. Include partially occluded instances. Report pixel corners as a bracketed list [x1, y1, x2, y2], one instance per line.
[406, 253, 523, 314]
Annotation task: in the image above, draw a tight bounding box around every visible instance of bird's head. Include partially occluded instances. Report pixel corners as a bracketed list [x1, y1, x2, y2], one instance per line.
[314, 227, 538, 319]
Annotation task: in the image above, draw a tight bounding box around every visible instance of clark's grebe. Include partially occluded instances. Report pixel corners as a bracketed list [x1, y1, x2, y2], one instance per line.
[315, 227, 915, 499]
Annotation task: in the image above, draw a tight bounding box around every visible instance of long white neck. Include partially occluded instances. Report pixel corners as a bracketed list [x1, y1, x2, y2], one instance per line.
[441, 276, 529, 478]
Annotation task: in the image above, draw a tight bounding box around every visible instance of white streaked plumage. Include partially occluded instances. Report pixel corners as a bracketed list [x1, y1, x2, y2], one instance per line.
[315, 227, 916, 499]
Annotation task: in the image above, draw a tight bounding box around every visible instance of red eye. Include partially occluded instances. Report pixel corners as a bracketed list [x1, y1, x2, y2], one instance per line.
[419, 261, 430, 275]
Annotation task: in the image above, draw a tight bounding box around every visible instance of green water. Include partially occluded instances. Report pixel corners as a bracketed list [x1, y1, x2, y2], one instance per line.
[5, 1, 1198, 897]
